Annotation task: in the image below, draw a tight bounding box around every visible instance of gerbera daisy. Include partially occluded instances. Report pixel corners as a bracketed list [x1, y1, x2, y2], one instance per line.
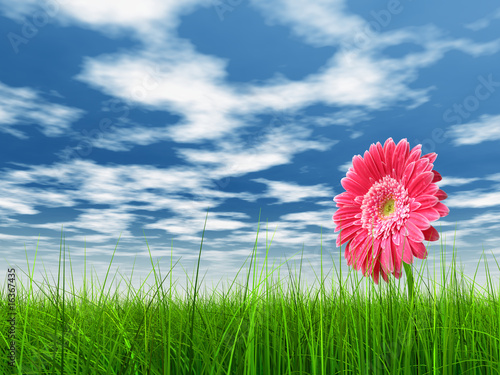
[333, 138, 449, 284]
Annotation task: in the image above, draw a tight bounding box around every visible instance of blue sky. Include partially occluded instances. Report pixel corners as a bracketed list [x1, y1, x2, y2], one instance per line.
[1, 0, 500, 298]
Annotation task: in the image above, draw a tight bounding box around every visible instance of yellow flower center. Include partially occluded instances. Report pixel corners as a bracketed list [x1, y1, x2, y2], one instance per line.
[382, 198, 396, 217]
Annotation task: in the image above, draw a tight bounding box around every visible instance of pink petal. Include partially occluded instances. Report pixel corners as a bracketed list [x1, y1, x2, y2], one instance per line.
[372, 261, 381, 284]
[336, 224, 360, 246]
[410, 198, 421, 211]
[409, 211, 431, 230]
[364, 245, 379, 276]
[392, 139, 409, 180]
[350, 240, 365, 269]
[435, 202, 449, 217]
[344, 240, 352, 264]
[402, 161, 415, 186]
[436, 189, 448, 201]
[407, 171, 434, 197]
[370, 143, 386, 177]
[404, 219, 425, 242]
[334, 206, 361, 222]
[364, 148, 383, 181]
[409, 240, 428, 259]
[364, 237, 381, 276]
[399, 235, 413, 264]
[392, 231, 401, 246]
[341, 176, 366, 196]
[393, 267, 403, 280]
[333, 191, 357, 206]
[334, 218, 359, 233]
[406, 146, 422, 165]
[352, 155, 371, 181]
[384, 138, 396, 178]
[391, 240, 403, 277]
[422, 152, 437, 164]
[422, 183, 439, 196]
[356, 236, 373, 271]
[432, 170, 442, 183]
[380, 237, 394, 274]
[375, 142, 387, 174]
[380, 267, 389, 283]
[422, 226, 439, 241]
[414, 158, 431, 176]
[415, 195, 439, 209]
[417, 207, 440, 222]
[346, 170, 371, 192]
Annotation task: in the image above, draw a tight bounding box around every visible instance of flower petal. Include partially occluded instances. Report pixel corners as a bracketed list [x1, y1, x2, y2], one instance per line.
[422, 152, 437, 164]
[375, 142, 387, 174]
[415, 195, 439, 209]
[436, 189, 448, 201]
[335, 226, 360, 246]
[344, 240, 352, 265]
[422, 225, 439, 241]
[334, 206, 361, 222]
[409, 211, 431, 230]
[392, 239, 407, 277]
[409, 240, 428, 259]
[407, 145, 422, 165]
[369, 143, 386, 177]
[347, 170, 371, 192]
[432, 170, 442, 183]
[435, 202, 450, 217]
[417, 207, 440, 222]
[404, 219, 425, 242]
[384, 138, 396, 177]
[409, 198, 421, 211]
[392, 138, 409, 180]
[407, 171, 434, 197]
[364, 148, 384, 181]
[402, 161, 415, 186]
[399, 235, 413, 264]
[380, 267, 389, 283]
[333, 191, 357, 206]
[341, 176, 367, 196]
[422, 183, 439, 196]
[352, 154, 371, 181]
[334, 218, 359, 232]
[380, 237, 394, 274]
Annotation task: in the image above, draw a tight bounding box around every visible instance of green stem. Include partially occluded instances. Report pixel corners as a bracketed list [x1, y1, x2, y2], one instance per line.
[403, 262, 414, 304]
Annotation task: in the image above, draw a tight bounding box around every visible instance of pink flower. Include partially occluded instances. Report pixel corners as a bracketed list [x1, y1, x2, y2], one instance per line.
[333, 138, 449, 284]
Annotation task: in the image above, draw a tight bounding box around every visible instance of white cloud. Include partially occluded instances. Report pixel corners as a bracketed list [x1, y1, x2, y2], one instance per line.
[337, 160, 352, 173]
[175, 123, 337, 178]
[446, 114, 500, 146]
[249, 0, 365, 47]
[445, 189, 500, 208]
[252, 178, 334, 204]
[279, 209, 335, 229]
[0, 0, 212, 37]
[0, 81, 85, 139]
[437, 176, 480, 187]
[465, 7, 500, 31]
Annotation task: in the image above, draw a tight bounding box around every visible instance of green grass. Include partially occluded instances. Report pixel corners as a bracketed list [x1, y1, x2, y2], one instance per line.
[1, 208, 500, 374]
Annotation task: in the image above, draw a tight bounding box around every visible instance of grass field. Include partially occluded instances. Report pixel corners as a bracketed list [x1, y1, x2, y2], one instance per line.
[1, 210, 500, 374]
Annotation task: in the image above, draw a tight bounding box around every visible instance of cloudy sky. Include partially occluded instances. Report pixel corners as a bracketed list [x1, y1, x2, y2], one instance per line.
[1, 0, 500, 299]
